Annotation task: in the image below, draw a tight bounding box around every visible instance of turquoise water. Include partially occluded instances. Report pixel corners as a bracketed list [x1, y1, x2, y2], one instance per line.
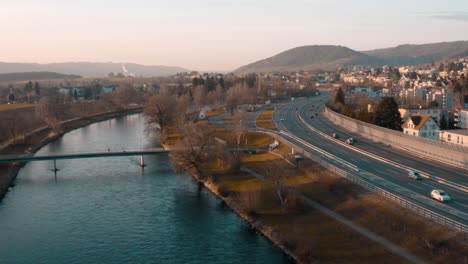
[0, 114, 289, 264]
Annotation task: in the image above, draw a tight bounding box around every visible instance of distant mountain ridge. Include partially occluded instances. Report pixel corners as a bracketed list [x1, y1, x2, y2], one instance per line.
[0, 72, 81, 82]
[0, 62, 189, 78]
[236, 45, 382, 73]
[236, 41, 468, 73]
[362, 41, 468, 66]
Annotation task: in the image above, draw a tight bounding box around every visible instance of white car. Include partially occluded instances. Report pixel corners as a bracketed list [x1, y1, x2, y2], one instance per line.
[430, 190, 451, 202]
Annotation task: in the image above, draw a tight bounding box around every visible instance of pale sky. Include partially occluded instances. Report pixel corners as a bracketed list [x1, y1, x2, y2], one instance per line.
[1, 0, 468, 71]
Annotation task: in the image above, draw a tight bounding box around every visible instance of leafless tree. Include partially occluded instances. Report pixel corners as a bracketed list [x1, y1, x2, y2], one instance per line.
[262, 163, 289, 206]
[232, 111, 247, 146]
[193, 85, 206, 108]
[111, 85, 140, 107]
[171, 122, 221, 180]
[36, 92, 66, 131]
[4, 115, 25, 143]
[144, 90, 177, 137]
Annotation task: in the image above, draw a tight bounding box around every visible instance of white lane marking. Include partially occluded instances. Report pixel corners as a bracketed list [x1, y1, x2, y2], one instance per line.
[407, 183, 427, 192]
[453, 201, 468, 210]
[297, 112, 468, 193]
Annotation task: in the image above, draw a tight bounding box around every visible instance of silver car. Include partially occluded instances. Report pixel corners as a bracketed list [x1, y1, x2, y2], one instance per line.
[431, 190, 451, 202]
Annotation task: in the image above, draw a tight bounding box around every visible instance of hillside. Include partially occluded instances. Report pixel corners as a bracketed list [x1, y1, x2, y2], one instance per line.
[0, 72, 81, 82]
[362, 41, 468, 66]
[0, 62, 189, 78]
[236, 41, 468, 73]
[235, 45, 382, 73]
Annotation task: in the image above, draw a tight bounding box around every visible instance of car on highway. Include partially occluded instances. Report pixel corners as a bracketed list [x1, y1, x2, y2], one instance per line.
[408, 171, 423, 180]
[332, 133, 339, 139]
[345, 137, 356, 145]
[431, 190, 451, 202]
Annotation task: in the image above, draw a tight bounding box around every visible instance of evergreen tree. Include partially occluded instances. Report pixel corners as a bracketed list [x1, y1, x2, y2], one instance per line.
[24, 81, 33, 94]
[373, 97, 402, 131]
[8, 93, 15, 102]
[34, 82, 41, 96]
[73, 89, 78, 100]
[334, 87, 345, 105]
[218, 77, 225, 90]
[438, 63, 444, 72]
[439, 115, 447, 130]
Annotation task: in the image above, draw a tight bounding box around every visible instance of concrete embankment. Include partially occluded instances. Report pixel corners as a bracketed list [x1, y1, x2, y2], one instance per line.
[0, 108, 143, 202]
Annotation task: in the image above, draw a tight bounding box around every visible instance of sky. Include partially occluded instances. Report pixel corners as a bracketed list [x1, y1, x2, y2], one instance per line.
[1, 0, 468, 71]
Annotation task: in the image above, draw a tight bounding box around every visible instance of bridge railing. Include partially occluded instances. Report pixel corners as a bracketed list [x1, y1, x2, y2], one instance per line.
[260, 129, 468, 233]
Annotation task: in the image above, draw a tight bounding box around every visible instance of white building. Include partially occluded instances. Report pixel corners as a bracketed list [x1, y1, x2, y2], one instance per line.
[399, 108, 447, 126]
[439, 130, 468, 147]
[403, 114, 440, 140]
[454, 109, 468, 129]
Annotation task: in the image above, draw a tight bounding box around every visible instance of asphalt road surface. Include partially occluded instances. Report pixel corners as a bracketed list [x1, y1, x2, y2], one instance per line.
[272, 95, 467, 227]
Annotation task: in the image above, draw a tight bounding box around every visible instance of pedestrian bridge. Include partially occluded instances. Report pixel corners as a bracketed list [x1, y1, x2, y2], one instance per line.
[0, 148, 170, 164]
[0, 146, 266, 173]
[0, 148, 172, 173]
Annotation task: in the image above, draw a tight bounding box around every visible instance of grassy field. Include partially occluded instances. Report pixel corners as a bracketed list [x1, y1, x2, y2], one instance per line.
[0, 103, 36, 111]
[256, 109, 276, 130]
[208, 132, 468, 263]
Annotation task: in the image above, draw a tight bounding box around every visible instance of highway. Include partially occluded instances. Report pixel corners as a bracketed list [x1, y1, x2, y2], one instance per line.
[272, 95, 468, 228]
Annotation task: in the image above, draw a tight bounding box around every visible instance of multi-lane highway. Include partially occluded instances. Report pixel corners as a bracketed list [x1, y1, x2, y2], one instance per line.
[272, 95, 468, 228]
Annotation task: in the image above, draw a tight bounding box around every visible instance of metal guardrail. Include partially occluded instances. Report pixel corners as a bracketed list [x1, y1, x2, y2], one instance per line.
[262, 129, 468, 233]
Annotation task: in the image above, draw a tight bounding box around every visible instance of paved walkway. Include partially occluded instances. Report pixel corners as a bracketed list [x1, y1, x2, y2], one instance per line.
[241, 166, 427, 264]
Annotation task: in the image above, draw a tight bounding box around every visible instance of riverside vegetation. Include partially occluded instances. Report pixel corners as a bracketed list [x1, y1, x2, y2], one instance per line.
[150, 105, 467, 263]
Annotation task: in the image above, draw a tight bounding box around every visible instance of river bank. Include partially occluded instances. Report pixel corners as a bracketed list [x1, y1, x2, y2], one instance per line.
[165, 126, 468, 264]
[163, 135, 299, 263]
[0, 107, 143, 202]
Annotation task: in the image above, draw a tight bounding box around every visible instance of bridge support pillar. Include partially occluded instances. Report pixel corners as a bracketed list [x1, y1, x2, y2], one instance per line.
[53, 159, 58, 173]
[139, 155, 145, 167]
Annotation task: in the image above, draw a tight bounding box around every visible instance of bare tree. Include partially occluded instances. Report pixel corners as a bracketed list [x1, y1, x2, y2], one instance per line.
[4, 115, 25, 143]
[144, 90, 177, 137]
[111, 85, 140, 108]
[171, 122, 221, 180]
[36, 92, 66, 131]
[193, 85, 206, 108]
[232, 111, 247, 146]
[262, 163, 289, 206]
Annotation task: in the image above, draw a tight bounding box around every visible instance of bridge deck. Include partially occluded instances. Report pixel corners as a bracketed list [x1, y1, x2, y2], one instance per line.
[0, 148, 170, 163]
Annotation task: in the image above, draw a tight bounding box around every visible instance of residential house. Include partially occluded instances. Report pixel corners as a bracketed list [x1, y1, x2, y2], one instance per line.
[403, 114, 440, 140]
[399, 108, 447, 126]
[102, 85, 116, 94]
[59, 87, 84, 99]
[454, 109, 468, 129]
[439, 130, 468, 147]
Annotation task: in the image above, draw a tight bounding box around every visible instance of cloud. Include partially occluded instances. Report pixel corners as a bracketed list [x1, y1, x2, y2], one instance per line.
[428, 11, 468, 22]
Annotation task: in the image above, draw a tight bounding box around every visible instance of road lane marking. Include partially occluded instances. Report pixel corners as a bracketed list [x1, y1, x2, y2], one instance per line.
[297, 111, 468, 194]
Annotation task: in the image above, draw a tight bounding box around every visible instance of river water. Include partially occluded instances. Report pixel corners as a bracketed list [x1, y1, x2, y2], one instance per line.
[0, 114, 288, 264]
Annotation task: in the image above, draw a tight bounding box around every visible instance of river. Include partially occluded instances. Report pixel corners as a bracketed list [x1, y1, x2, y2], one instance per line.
[0, 114, 289, 264]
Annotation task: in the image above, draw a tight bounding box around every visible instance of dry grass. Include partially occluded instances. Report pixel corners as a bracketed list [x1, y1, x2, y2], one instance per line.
[0, 103, 36, 111]
[205, 110, 225, 117]
[163, 132, 181, 147]
[256, 110, 276, 130]
[208, 131, 468, 263]
[215, 129, 275, 148]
